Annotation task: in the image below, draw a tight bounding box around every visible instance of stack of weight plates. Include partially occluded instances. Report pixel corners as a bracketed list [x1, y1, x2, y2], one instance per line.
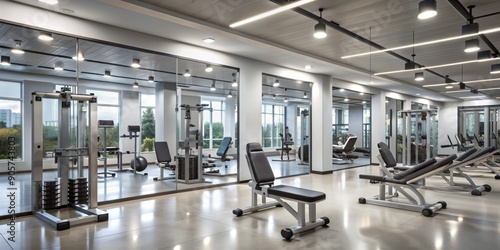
[43, 180, 60, 209]
[68, 177, 88, 205]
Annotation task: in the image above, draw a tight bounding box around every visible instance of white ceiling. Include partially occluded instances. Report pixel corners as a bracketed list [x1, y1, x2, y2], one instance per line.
[10, 0, 500, 102]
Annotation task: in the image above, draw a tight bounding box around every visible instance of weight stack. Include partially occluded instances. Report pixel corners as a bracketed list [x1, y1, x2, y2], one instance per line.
[43, 180, 60, 209]
[68, 177, 88, 205]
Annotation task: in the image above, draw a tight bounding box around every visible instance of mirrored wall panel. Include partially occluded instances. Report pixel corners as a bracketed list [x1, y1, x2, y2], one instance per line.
[261, 73, 311, 178]
[332, 87, 371, 170]
[0, 21, 240, 218]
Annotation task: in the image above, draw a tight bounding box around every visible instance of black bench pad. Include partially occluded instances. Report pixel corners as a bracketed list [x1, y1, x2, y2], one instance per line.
[268, 185, 325, 203]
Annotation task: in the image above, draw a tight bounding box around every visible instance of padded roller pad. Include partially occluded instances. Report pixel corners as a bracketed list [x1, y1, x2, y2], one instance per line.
[268, 185, 325, 203]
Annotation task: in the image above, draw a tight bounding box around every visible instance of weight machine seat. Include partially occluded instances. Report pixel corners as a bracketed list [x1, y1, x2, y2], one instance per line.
[247, 143, 326, 202]
[208, 137, 233, 163]
[154, 141, 175, 170]
[333, 135, 357, 154]
[268, 185, 325, 203]
[377, 142, 437, 178]
[239, 142, 329, 240]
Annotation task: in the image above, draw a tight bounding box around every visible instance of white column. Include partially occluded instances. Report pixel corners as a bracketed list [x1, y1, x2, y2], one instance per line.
[310, 75, 332, 173]
[155, 82, 177, 157]
[238, 64, 262, 181]
[371, 91, 386, 163]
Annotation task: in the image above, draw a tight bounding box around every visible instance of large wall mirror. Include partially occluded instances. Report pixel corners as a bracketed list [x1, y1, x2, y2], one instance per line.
[331, 87, 371, 170]
[261, 73, 311, 178]
[0, 21, 240, 218]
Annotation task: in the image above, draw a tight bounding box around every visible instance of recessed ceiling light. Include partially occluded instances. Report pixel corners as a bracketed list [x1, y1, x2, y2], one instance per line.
[304, 65, 312, 70]
[38, 32, 53, 41]
[464, 39, 480, 53]
[205, 64, 213, 72]
[417, 0, 437, 20]
[54, 62, 64, 71]
[416, 93, 421, 96]
[131, 59, 140, 68]
[202, 38, 215, 43]
[297, 81, 302, 84]
[11, 40, 24, 54]
[415, 72, 424, 81]
[339, 88, 345, 92]
[491, 64, 500, 74]
[359, 92, 364, 95]
[1, 56, 11, 66]
[445, 85, 453, 89]
[72, 51, 84, 61]
[344, 98, 349, 102]
[362, 101, 367, 104]
[38, 0, 59, 4]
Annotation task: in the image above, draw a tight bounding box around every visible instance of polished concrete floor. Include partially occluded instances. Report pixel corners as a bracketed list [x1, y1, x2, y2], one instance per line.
[2, 164, 500, 250]
[0, 155, 314, 216]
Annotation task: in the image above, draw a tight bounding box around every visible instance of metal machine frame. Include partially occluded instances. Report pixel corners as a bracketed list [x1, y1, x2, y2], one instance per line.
[177, 104, 211, 184]
[399, 109, 437, 165]
[32, 91, 108, 230]
[299, 109, 309, 165]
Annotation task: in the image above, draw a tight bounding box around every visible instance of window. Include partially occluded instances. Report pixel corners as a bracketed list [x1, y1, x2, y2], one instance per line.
[202, 99, 225, 149]
[262, 104, 285, 148]
[86, 89, 120, 148]
[140, 93, 155, 151]
[0, 81, 22, 160]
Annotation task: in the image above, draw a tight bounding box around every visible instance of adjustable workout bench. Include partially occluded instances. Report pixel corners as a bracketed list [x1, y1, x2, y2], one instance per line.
[233, 143, 329, 240]
[359, 148, 457, 216]
[379, 142, 493, 196]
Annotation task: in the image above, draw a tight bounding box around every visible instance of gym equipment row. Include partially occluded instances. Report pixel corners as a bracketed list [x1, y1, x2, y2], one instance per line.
[31, 90, 108, 230]
[359, 143, 453, 217]
[233, 143, 329, 240]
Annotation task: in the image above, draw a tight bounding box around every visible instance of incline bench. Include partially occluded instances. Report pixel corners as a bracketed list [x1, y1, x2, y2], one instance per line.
[359, 144, 457, 216]
[233, 142, 329, 240]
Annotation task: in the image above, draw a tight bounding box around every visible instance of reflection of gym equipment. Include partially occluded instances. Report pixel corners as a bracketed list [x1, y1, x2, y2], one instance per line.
[332, 135, 358, 164]
[298, 109, 309, 165]
[32, 91, 108, 230]
[118, 125, 148, 176]
[153, 141, 175, 181]
[358, 142, 452, 217]
[233, 143, 329, 240]
[177, 104, 210, 184]
[97, 120, 116, 178]
[205, 136, 234, 176]
[273, 126, 296, 161]
[400, 109, 437, 165]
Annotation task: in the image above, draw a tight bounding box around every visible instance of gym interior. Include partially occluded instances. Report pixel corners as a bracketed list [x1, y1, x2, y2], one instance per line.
[1, 0, 500, 249]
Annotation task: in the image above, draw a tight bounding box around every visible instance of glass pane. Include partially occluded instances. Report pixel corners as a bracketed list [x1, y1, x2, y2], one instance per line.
[141, 107, 155, 151]
[141, 94, 155, 107]
[0, 81, 21, 98]
[0, 100, 22, 160]
[212, 100, 222, 110]
[87, 89, 119, 105]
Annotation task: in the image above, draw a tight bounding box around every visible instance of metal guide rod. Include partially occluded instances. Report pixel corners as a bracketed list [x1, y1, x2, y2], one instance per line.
[398, 109, 438, 165]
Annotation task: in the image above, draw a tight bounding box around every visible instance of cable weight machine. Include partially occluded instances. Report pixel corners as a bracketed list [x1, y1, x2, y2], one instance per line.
[177, 104, 211, 184]
[31, 90, 108, 231]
